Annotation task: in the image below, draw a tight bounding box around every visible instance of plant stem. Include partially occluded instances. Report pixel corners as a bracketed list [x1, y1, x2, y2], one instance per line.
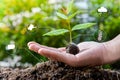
[67, 20, 72, 43]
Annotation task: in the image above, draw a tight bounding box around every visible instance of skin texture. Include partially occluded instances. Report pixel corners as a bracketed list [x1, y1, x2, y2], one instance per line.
[28, 34, 120, 67]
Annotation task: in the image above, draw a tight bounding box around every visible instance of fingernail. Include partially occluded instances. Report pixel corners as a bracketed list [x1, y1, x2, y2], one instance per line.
[27, 41, 36, 46]
[38, 48, 44, 55]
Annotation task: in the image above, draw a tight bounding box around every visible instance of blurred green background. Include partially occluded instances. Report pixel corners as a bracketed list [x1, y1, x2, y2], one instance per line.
[0, 0, 120, 68]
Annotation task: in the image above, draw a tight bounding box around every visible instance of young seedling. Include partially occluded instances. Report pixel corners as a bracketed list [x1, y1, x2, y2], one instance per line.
[43, 0, 95, 55]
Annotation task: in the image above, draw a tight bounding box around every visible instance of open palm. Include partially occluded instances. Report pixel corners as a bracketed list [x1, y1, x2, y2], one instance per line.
[28, 41, 107, 67]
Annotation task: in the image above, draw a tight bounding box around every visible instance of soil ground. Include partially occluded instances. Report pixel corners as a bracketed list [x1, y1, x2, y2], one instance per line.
[0, 60, 120, 80]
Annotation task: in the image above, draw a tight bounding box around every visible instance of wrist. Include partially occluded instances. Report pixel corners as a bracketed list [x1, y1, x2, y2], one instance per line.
[103, 34, 120, 64]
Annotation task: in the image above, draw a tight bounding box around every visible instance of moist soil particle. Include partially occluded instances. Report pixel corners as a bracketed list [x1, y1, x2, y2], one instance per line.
[0, 60, 120, 80]
[66, 43, 79, 55]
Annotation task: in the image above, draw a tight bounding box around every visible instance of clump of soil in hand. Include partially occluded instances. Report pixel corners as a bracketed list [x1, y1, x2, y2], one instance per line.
[66, 43, 79, 55]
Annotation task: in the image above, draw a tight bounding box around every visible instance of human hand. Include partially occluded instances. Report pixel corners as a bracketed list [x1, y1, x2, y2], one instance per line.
[28, 41, 110, 67]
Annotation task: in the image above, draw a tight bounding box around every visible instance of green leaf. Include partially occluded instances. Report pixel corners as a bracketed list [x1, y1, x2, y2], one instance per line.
[67, 0, 74, 14]
[43, 29, 69, 36]
[68, 11, 80, 19]
[72, 23, 96, 31]
[56, 12, 68, 19]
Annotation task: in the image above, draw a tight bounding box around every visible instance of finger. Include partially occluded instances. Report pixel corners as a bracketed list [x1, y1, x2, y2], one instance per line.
[28, 42, 59, 52]
[28, 41, 57, 50]
[28, 42, 41, 53]
[58, 47, 66, 51]
[27, 41, 36, 46]
[38, 48, 77, 66]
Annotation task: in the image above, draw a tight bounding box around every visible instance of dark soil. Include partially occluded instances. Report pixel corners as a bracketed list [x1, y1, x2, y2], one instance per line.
[0, 60, 120, 80]
[66, 43, 79, 55]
